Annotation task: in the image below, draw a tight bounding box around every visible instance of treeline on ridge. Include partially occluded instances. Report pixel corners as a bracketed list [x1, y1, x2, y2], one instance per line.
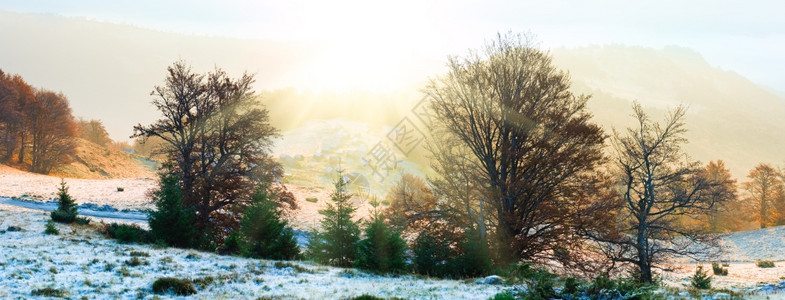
[0, 69, 123, 174]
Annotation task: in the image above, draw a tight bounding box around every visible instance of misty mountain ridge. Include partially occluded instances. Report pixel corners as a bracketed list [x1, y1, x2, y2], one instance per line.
[553, 45, 785, 179]
[1, 11, 783, 180]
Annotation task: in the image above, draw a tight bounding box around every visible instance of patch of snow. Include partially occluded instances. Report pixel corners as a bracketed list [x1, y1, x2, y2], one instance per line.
[0, 209, 504, 299]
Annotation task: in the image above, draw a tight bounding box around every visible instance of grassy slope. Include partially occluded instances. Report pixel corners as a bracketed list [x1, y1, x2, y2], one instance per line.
[3, 138, 157, 180]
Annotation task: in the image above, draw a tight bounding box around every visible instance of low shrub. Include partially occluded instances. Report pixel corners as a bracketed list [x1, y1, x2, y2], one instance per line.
[192, 276, 216, 289]
[305, 197, 318, 203]
[152, 277, 196, 296]
[505, 263, 558, 299]
[563, 276, 579, 295]
[31, 287, 67, 297]
[348, 295, 404, 300]
[50, 209, 77, 223]
[273, 261, 313, 273]
[712, 262, 728, 275]
[490, 292, 515, 300]
[690, 266, 711, 290]
[757, 260, 775, 268]
[117, 187, 124, 192]
[104, 223, 153, 244]
[502, 272, 656, 300]
[44, 220, 59, 235]
[349, 295, 385, 300]
[129, 251, 150, 257]
[75, 217, 90, 225]
[220, 230, 241, 255]
[125, 257, 148, 267]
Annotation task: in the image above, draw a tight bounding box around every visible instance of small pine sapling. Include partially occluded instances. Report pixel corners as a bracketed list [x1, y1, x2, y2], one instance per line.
[690, 266, 711, 290]
[44, 220, 59, 235]
[50, 179, 78, 223]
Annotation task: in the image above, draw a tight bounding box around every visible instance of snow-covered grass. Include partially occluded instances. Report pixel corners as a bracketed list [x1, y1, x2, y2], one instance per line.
[0, 206, 503, 299]
[654, 226, 785, 295]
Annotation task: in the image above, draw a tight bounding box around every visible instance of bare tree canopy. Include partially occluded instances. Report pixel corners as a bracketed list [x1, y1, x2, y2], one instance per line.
[0, 70, 35, 163]
[77, 118, 112, 147]
[383, 173, 438, 230]
[596, 103, 730, 283]
[423, 33, 607, 264]
[28, 90, 78, 174]
[133, 60, 287, 239]
[1, 70, 78, 174]
[701, 160, 740, 232]
[744, 163, 783, 229]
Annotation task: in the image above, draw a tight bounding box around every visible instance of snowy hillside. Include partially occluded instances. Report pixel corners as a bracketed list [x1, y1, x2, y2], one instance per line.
[0, 204, 503, 299]
[719, 226, 785, 262]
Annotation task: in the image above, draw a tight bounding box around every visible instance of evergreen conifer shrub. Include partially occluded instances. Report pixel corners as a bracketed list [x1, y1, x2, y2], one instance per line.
[148, 172, 196, 248]
[690, 266, 712, 290]
[239, 188, 299, 260]
[307, 169, 360, 267]
[44, 220, 59, 235]
[355, 213, 407, 274]
[412, 230, 454, 277]
[221, 230, 241, 255]
[50, 180, 78, 223]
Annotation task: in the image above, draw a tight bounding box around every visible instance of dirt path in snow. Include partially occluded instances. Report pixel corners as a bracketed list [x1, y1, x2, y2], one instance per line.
[0, 197, 148, 225]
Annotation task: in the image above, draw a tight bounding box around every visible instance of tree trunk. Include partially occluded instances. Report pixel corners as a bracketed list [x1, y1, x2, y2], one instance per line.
[637, 226, 653, 284]
[761, 200, 768, 229]
[495, 206, 517, 265]
[477, 197, 487, 241]
[1, 130, 14, 162]
[17, 133, 25, 163]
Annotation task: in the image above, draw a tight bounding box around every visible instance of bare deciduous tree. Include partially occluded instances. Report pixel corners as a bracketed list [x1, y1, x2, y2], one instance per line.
[425, 124, 490, 241]
[595, 103, 727, 284]
[77, 118, 112, 147]
[701, 160, 740, 232]
[27, 90, 77, 174]
[133, 61, 288, 239]
[423, 33, 607, 264]
[383, 173, 439, 230]
[744, 163, 782, 228]
[0, 70, 35, 163]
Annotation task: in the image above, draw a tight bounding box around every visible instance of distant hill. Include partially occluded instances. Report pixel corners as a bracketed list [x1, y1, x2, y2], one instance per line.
[2, 11, 783, 180]
[0, 11, 319, 142]
[552, 45, 785, 179]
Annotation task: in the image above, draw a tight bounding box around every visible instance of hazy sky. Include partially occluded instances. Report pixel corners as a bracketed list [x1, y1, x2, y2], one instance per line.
[2, 0, 784, 92]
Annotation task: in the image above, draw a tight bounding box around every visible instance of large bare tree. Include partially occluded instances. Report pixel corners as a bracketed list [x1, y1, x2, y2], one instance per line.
[701, 160, 739, 232]
[423, 33, 607, 263]
[744, 163, 782, 228]
[27, 90, 77, 174]
[0, 70, 35, 163]
[599, 103, 728, 283]
[133, 61, 287, 238]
